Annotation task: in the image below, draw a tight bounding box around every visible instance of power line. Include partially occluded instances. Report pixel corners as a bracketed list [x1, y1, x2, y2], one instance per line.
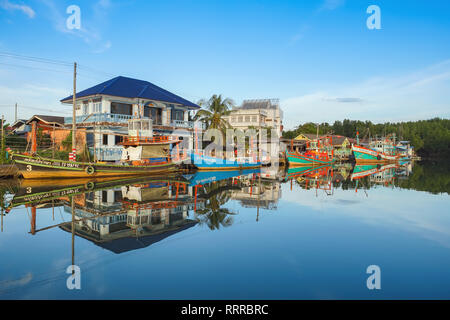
[0, 104, 71, 114]
[78, 64, 115, 78]
[0, 62, 73, 74]
[0, 51, 115, 80]
[0, 51, 73, 67]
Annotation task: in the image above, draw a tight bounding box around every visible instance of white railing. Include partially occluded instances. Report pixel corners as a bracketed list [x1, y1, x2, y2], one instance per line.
[65, 113, 204, 129]
[65, 113, 136, 124]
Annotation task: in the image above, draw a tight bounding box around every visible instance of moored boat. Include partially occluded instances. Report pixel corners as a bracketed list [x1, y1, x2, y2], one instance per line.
[351, 134, 400, 164]
[191, 152, 262, 171]
[12, 119, 181, 179]
[287, 136, 334, 166]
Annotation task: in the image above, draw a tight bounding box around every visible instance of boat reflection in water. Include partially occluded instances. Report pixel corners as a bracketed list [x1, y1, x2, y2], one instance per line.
[2, 162, 416, 251]
[283, 162, 413, 195]
[5, 169, 274, 253]
[350, 163, 411, 185]
[1, 159, 448, 300]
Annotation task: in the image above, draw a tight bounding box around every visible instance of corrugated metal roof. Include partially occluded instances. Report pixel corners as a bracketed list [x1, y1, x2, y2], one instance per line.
[26, 115, 65, 125]
[60, 76, 199, 109]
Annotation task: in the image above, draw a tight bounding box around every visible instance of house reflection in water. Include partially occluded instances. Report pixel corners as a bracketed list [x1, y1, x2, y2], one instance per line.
[230, 172, 282, 210]
[60, 181, 198, 254]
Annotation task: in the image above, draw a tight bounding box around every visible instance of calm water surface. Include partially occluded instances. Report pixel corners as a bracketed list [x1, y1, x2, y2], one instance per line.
[0, 161, 449, 299]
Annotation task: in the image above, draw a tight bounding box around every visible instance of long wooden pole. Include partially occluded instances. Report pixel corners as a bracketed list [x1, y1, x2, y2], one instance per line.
[30, 121, 37, 154]
[71, 197, 75, 271]
[93, 124, 97, 162]
[1, 115, 3, 164]
[72, 62, 77, 161]
[52, 123, 55, 158]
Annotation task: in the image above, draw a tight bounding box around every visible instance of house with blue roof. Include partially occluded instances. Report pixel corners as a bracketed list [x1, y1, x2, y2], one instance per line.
[60, 76, 201, 161]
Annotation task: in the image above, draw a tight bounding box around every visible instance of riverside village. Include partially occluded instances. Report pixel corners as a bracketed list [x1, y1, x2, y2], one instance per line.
[0, 71, 447, 301]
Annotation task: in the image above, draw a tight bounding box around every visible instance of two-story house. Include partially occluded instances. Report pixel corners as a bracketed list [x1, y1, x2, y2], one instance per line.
[60, 76, 201, 161]
[223, 99, 283, 136]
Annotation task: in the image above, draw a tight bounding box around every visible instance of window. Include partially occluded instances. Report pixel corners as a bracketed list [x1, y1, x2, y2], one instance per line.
[231, 117, 236, 123]
[132, 121, 141, 130]
[171, 109, 184, 121]
[114, 190, 122, 202]
[251, 116, 257, 122]
[102, 191, 108, 203]
[111, 102, 132, 115]
[93, 101, 102, 113]
[103, 134, 108, 145]
[115, 135, 123, 145]
[144, 107, 162, 125]
[238, 116, 243, 123]
[83, 104, 88, 114]
[245, 116, 250, 122]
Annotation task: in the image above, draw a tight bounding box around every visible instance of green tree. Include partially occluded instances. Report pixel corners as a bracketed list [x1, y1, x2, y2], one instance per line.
[194, 94, 234, 132]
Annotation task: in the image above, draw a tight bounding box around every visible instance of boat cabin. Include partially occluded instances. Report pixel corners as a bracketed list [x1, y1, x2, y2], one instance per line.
[128, 118, 153, 138]
[120, 119, 179, 164]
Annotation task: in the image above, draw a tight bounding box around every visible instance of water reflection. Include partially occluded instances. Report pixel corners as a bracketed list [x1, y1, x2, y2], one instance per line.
[1, 162, 441, 239]
[0, 160, 448, 299]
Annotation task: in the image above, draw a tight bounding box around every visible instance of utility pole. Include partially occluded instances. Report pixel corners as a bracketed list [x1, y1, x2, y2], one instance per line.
[71, 196, 75, 272]
[1, 115, 4, 165]
[71, 62, 77, 161]
[93, 124, 97, 162]
[52, 123, 55, 158]
[15, 103, 17, 123]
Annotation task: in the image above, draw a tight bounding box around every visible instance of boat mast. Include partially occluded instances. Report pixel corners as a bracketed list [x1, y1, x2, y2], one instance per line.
[71, 62, 77, 161]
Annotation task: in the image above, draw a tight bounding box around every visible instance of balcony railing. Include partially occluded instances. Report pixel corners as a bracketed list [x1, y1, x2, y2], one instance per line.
[170, 120, 206, 129]
[65, 113, 204, 129]
[65, 113, 136, 124]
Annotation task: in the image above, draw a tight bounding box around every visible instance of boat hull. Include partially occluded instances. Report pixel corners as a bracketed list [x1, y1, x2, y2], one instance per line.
[191, 153, 261, 171]
[286, 151, 333, 166]
[351, 145, 399, 164]
[12, 154, 177, 179]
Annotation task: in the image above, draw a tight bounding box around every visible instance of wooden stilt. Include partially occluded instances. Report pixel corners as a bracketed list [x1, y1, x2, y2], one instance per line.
[31, 206, 36, 235]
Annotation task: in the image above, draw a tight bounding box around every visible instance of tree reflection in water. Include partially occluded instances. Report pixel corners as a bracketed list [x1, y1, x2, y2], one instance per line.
[194, 180, 237, 230]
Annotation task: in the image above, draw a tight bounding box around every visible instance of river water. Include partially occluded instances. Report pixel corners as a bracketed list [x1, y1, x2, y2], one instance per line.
[0, 161, 448, 299]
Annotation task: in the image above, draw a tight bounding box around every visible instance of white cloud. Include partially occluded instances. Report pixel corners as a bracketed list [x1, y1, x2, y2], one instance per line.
[40, 0, 112, 54]
[319, 0, 345, 11]
[282, 184, 450, 248]
[93, 40, 112, 54]
[289, 25, 310, 46]
[0, 82, 71, 122]
[0, 272, 33, 291]
[281, 59, 450, 129]
[0, 0, 35, 18]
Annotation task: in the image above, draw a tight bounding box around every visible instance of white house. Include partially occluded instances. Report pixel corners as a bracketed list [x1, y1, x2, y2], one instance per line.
[60, 76, 201, 161]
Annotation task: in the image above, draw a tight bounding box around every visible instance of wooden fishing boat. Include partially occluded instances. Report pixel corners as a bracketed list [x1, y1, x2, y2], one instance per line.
[352, 134, 400, 164]
[287, 136, 334, 166]
[12, 119, 181, 179]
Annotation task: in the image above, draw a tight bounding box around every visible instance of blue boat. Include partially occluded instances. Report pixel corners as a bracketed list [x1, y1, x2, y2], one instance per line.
[186, 169, 260, 186]
[190, 152, 261, 171]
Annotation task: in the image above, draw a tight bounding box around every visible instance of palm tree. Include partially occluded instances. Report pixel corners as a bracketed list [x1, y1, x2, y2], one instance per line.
[194, 94, 234, 132]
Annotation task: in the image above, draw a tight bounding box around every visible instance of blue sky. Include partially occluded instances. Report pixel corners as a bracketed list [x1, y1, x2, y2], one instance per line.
[0, 0, 449, 129]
